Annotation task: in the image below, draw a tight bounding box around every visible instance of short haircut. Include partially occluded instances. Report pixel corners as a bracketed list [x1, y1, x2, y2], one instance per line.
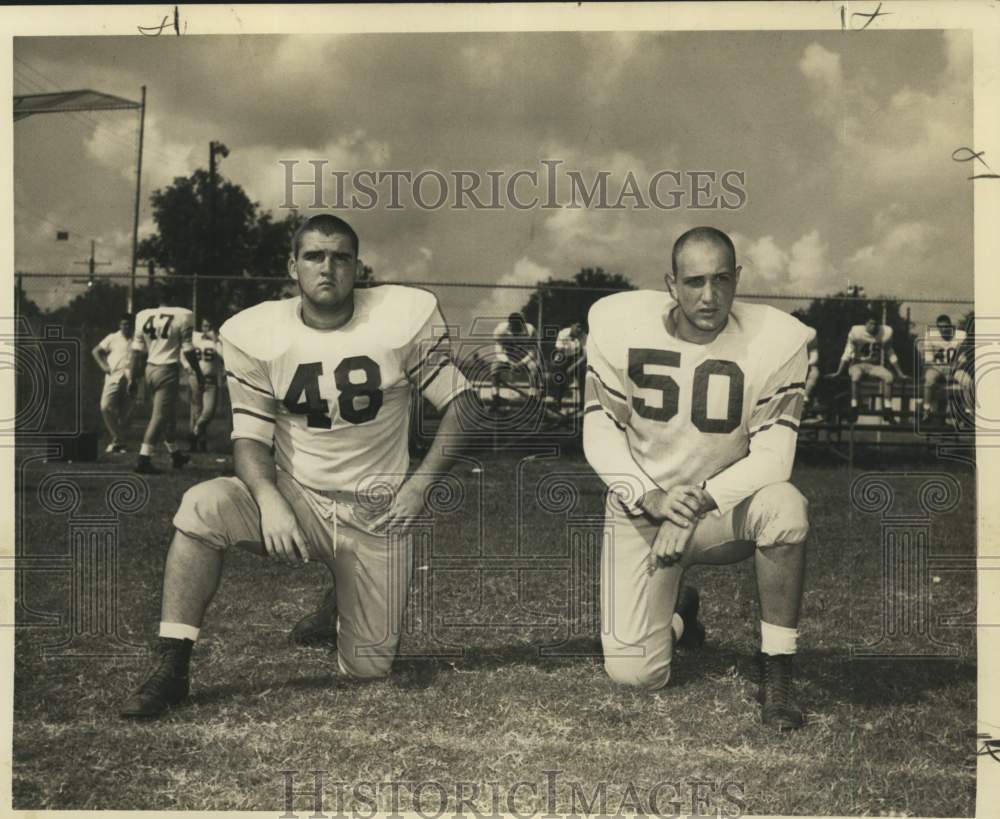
[671, 226, 736, 275]
[936, 314, 952, 325]
[508, 312, 524, 325]
[291, 214, 359, 258]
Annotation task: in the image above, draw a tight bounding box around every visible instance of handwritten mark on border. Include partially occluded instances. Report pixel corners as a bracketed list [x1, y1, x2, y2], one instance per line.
[952, 147, 1000, 181]
[138, 6, 183, 36]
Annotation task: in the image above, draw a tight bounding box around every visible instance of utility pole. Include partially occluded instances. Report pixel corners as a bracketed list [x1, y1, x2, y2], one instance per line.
[73, 240, 111, 288]
[202, 140, 229, 323]
[129, 85, 146, 316]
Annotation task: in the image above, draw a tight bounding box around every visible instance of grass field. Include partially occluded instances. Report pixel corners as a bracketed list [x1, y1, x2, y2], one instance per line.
[12, 438, 977, 815]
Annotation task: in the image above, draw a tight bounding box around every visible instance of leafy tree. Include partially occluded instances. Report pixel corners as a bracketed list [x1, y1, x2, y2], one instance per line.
[138, 168, 378, 323]
[518, 266, 635, 335]
[792, 294, 917, 376]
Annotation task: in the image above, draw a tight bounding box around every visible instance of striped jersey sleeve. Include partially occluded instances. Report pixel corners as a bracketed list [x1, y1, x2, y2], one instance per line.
[704, 343, 807, 514]
[583, 328, 631, 429]
[403, 303, 472, 411]
[582, 312, 659, 511]
[221, 335, 278, 447]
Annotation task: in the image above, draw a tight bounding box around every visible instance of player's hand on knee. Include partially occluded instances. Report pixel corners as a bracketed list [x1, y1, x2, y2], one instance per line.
[640, 485, 707, 527]
[651, 519, 696, 566]
[371, 478, 427, 535]
[258, 495, 310, 565]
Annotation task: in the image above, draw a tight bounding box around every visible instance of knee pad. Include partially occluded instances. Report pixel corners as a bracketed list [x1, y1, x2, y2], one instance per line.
[337, 649, 394, 681]
[748, 483, 810, 548]
[604, 655, 671, 691]
[173, 477, 245, 550]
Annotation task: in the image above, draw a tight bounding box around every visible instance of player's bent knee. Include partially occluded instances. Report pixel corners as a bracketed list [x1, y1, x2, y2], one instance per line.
[604, 656, 671, 691]
[172, 477, 247, 550]
[751, 483, 810, 548]
[337, 650, 394, 681]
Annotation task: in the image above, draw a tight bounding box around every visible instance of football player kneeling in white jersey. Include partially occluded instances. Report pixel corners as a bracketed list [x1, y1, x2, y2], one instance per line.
[120, 214, 478, 718]
[584, 226, 811, 730]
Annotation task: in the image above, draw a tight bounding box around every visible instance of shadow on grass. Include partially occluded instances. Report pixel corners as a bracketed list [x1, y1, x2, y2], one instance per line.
[183, 637, 974, 707]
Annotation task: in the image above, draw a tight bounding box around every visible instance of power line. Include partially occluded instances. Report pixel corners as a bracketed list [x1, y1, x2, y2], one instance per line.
[9, 271, 976, 304]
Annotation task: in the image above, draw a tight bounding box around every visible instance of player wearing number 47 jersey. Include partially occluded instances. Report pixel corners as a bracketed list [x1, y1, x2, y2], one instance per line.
[128, 293, 204, 473]
[584, 226, 811, 730]
[119, 214, 477, 718]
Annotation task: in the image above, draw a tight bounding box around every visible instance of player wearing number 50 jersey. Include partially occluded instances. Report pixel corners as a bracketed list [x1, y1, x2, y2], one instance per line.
[584, 226, 811, 730]
[128, 296, 204, 473]
[120, 213, 477, 718]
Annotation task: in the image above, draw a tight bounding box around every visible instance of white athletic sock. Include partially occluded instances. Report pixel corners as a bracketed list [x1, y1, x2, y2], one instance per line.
[671, 612, 684, 643]
[159, 622, 200, 642]
[850, 397, 858, 408]
[164, 441, 178, 454]
[140, 443, 154, 457]
[760, 620, 797, 655]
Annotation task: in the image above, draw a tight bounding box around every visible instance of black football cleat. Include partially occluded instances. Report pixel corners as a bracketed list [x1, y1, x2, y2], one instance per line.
[290, 584, 339, 647]
[881, 407, 897, 425]
[675, 585, 706, 649]
[135, 455, 161, 475]
[756, 652, 805, 730]
[171, 451, 190, 470]
[120, 637, 193, 719]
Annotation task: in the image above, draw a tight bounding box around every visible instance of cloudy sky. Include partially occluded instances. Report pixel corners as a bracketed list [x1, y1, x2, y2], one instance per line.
[13, 29, 973, 330]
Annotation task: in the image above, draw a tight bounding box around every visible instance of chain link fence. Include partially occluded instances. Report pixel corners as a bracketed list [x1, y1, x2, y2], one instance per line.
[12, 272, 975, 453]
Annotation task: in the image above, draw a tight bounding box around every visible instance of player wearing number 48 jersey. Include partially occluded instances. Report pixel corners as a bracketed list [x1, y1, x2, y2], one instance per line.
[584, 226, 811, 730]
[119, 213, 477, 718]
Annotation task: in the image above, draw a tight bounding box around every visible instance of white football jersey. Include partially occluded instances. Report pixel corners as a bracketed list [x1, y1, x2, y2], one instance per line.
[842, 325, 896, 364]
[493, 319, 537, 362]
[923, 328, 966, 368]
[221, 285, 471, 494]
[585, 291, 811, 514]
[555, 326, 586, 357]
[183, 331, 223, 377]
[98, 330, 132, 376]
[132, 306, 195, 366]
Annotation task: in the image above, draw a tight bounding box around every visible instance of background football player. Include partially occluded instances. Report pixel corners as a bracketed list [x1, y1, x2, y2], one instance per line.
[828, 314, 906, 423]
[183, 316, 224, 451]
[584, 226, 811, 730]
[491, 312, 540, 408]
[128, 287, 204, 473]
[92, 313, 135, 454]
[120, 213, 477, 718]
[550, 321, 587, 413]
[802, 326, 821, 419]
[919, 314, 970, 424]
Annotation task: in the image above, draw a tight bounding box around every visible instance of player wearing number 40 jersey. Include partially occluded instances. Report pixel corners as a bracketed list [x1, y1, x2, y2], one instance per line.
[128, 295, 204, 473]
[920, 314, 971, 422]
[584, 226, 812, 731]
[119, 213, 477, 719]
